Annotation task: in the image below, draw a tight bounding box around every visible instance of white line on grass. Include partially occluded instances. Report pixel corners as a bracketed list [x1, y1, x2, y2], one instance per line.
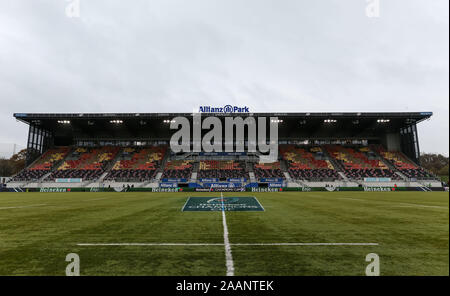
[231, 243, 379, 246]
[76, 242, 379, 246]
[221, 192, 235, 276]
[84, 198, 109, 202]
[77, 243, 225, 246]
[251, 196, 266, 211]
[338, 197, 448, 209]
[378, 204, 448, 209]
[395, 203, 447, 209]
[181, 197, 191, 212]
[0, 204, 47, 210]
[337, 197, 366, 202]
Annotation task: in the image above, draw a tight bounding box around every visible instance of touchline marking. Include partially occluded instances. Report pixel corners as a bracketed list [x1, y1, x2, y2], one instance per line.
[0, 204, 47, 210]
[221, 192, 235, 276]
[76, 242, 379, 246]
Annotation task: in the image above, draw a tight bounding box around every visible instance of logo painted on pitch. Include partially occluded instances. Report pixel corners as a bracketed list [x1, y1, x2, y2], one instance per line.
[207, 197, 240, 204]
[183, 197, 264, 212]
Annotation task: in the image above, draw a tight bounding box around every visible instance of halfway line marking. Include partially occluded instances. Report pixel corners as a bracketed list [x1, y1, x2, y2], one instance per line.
[221, 192, 235, 276]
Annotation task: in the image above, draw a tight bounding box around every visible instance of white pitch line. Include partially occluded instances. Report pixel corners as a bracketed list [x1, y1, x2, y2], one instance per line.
[76, 242, 379, 246]
[231, 243, 379, 246]
[251, 196, 266, 211]
[84, 198, 109, 202]
[337, 197, 366, 202]
[396, 203, 448, 209]
[338, 197, 447, 209]
[181, 197, 191, 212]
[77, 243, 224, 246]
[0, 204, 47, 210]
[221, 192, 235, 276]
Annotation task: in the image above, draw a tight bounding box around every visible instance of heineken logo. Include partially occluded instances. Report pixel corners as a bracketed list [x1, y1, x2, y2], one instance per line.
[251, 188, 283, 192]
[363, 187, 393, 192]
[152, 188, 181, 192]
[40, 188, 68, 192]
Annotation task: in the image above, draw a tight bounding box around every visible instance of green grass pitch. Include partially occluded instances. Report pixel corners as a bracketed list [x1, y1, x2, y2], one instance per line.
[0, 191, 448, 276]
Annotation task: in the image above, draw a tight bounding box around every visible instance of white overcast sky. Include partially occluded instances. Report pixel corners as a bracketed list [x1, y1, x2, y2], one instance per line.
[0, 0, 448, 157]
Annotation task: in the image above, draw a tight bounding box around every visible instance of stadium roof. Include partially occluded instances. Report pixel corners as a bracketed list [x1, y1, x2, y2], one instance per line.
[14, 111, 432, 120]
[13, 112, 433, 141]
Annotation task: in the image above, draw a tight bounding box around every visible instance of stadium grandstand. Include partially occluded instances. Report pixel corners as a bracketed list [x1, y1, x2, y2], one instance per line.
[4, 112, 443, 191]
